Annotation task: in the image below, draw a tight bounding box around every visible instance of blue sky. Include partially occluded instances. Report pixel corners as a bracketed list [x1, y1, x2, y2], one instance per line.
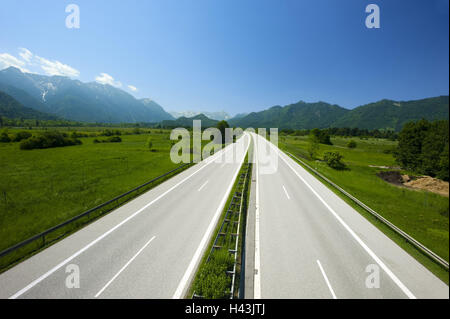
[0, 0, 448, 115]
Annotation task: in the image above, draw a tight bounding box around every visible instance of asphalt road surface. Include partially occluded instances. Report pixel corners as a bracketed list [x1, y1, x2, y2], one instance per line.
[250, 132, 448, 299]
[0, 134, 250, 299]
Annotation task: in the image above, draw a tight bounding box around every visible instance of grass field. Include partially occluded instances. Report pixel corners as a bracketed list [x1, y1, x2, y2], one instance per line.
[279, 135, 449, 282]
[0, 128, 202, 256]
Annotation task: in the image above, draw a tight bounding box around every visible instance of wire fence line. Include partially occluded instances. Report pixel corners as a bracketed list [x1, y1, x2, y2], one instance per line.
[285, 151, 449, 270]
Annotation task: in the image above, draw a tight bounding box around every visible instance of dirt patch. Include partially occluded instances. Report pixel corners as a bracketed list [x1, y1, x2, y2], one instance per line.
[404, 176, 449, 197]
[377, 171, 449, 197]
[377, 171, 404, 186]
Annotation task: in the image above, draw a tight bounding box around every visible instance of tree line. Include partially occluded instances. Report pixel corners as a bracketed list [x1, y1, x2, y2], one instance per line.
[395, 119, 448, 181]
[280, 127, 398, 140]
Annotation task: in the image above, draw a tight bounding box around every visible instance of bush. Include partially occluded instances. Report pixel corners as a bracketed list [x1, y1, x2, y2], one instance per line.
[107, 136, 122, 143]
[347, 140, 357, 148]
[93, 136, 122, 143]
[323, 151, 346, 169]
[70, 131, 89, 138]
[101, 129, 122, 136]
[0, 131, 11, 143]
[12, 131, 32, 142]
[20, 131, 82, 150]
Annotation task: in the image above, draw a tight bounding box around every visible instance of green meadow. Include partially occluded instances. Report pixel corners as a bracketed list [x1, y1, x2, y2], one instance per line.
[279, 135, 449, 282]
[0, 128, 194, 255]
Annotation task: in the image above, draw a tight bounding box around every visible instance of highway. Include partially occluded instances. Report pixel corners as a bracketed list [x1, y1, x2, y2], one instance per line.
[250, 132, 449, 299]
[0, 134, 250, 299]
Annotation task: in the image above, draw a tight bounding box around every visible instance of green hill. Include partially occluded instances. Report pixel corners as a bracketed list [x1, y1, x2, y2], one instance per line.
[160, 114, 219, 128]
[229, 96, 449, 131]
[228, 101, 349, 129]
[332, 96, 449, 131]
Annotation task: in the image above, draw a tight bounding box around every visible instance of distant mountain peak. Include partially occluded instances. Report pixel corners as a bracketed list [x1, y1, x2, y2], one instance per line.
[0, 68, 173, 123]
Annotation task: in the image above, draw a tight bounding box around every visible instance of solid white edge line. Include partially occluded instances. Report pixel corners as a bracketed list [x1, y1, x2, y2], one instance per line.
[198, 180, 209, 192]
[282, 185, 290, 200]
[95, 236, 156, 298]
[264, 137, 416, 299]
[9, 137, 241, 299]
[172, 134, 250, 299]
[316, 260, 337, 299]
[253, 133, 262, 299]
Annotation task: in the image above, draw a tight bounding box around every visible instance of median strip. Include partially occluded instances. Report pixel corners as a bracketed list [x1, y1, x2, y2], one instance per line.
[188, 143, 252, 299]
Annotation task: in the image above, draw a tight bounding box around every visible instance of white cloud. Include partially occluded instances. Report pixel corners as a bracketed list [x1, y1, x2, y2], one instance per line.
[35, 55, 80, 77]
[0, 53, 30, 72]
[128, 85, 138, 92]
[0, 48, 79, 77]
[95, 73, 122, 87]
[18, 48, 33, 62]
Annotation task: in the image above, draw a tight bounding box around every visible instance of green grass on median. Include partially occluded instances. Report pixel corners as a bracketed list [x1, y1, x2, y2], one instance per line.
[189, 145, 252, 299]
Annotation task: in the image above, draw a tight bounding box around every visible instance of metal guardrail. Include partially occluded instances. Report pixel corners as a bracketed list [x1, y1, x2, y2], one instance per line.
[285, 151, 449, 270]
[0, 163, 192, 262]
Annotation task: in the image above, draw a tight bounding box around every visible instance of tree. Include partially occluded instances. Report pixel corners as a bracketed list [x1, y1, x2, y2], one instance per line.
[216, 120, 229, 144]
[0, 131, 10, 143]
[347, 140, 357, 148]
[307, 134, 319, 160]
[394, 119, 449, 179]
[323, 151, 346, 170]
[438, 144, 449, 181]
[310, 128, 332, 145]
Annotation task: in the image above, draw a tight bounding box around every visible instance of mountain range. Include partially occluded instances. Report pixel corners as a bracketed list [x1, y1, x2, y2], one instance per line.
[0, 66, 448, 130]
[228, 96, 449, 131]
[169, 110, 231, 121]
[0, 67, 174, 123]
[0, 90, 58, 121]
[159, 114, 219, 128]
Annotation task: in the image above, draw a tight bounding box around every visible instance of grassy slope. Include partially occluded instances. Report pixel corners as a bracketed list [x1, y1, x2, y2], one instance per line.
[0, 128, 190, 252]
[279, 135, 449, 282]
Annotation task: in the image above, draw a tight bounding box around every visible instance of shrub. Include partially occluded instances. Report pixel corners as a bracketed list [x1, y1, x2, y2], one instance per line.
[12, 131, 32, 142]
[323, 151, 346, 169]
[93, 136, 122, 143]
[347, 140, 357, 148]
[0, 131, 11, 143]
[70, 131, 89, 138]
[107, 136, 122, 143]
[101, 129, 122, 136]
[20, 131, 82, 150]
